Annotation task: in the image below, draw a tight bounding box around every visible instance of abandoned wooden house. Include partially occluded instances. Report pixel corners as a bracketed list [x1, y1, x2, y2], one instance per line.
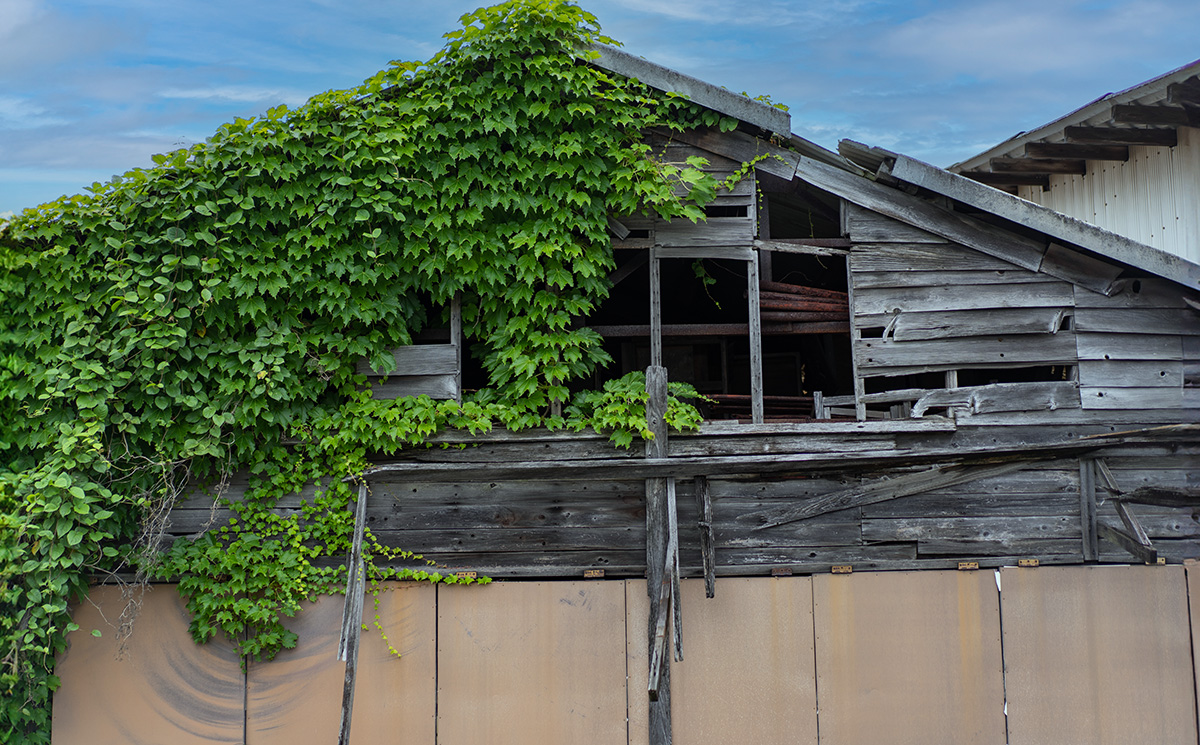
[55, 47, 1200, 745]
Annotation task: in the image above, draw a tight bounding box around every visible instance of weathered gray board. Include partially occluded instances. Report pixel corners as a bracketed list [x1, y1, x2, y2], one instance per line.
[1000, 565, 1197, 745]
[627, 578, 819, 745]
[812, 571, 1006, 745]
[52, 585, 245, 745]
[245, 585, 436, 745]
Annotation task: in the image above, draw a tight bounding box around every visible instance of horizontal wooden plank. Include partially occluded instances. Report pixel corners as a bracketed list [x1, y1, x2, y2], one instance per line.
[368, 375, 458, 400]
[1078, 360, 1183, 388]
[1074, 308, 1200, 336]
[863, 515, 1078, 543]
[914, 381, 1080, 418]
[856, 334, 1078, 372]
[856, 308, 1067, 341]
[652, 244, 755, 260]
[954, 408, 1200, 426]
[654, 218, 754, 248]
[852, 269, 1055, 290]
[1075, 333, 1183, 361]
[369, 526, 644, 553]
[1073, 279, 1198, 309]
[854, 282, 1074, 315]
[1079, 386, 1183, 410]
[850, 243, 1018, 272]
[915, 537, 1081, 558]
[359, 344, 458, 376]
[843, 203, 947, 244]
[861, 491, 1078, 519]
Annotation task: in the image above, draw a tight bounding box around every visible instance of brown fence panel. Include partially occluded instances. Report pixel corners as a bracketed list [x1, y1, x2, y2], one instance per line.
[1001, 564, 1197, 745]
[52, 584, 244, 744]
[627, 577, 818, 745]
[812, 570, 1006, 745]
[436, 581, 628, 745]
[245, 582, 436, 744]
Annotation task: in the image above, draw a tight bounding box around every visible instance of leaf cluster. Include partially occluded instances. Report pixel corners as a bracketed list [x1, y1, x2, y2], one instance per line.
[0, 1, 738, 739]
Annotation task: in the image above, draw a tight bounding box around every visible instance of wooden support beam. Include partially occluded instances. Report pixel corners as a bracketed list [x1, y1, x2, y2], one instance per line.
[1097, 523, 1157, 564]
[650, 254, 663, 369]
[694, 476, 716, 598]
[747, 251, 764, 424]
[1063, 126, 1178, 147]
[451, 294, 462, 404]
[1024, 142, 1129, 162]
[1080, 460, 1098, 561]
[747, 459, 1044, 530]
[963, 172, 1050, 188]
[1112, 104, 1200, 127]
[337, 482, 369, 745]
[1166, 76, 1200, 107]
[643, 365, 671, 743]
[989, 157, 1088, 175]
[667, 477, 682, 663]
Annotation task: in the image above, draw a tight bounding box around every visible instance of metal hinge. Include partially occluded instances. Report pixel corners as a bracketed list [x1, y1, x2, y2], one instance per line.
[455, 571, 477, 580]
[958, 561, 980, 571]
[584, 568, 605, 579]
[1018, 558, 1039, 568]
[771, 567, 793, 577]
[831, 565, 853, 574]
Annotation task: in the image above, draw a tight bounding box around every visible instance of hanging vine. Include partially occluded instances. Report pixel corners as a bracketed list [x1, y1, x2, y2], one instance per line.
[0, 1, 750, 740]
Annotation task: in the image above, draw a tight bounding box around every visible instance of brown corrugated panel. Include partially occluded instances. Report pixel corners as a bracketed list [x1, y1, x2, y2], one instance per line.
[246, 582, 436, 744]
[1001, 564, 1197, 745]
[437, 581, 629, 745]
[52, 584, 244, 744]
[812, 570, 1006, 745]
[627, 577, 818, 745]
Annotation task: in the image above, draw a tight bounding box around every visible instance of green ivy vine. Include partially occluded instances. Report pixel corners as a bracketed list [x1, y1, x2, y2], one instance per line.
[0, 1, 747, 740]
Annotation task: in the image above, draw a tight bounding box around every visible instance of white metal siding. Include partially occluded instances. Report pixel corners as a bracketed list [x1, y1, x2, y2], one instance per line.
[1018, 128, 1200, 264]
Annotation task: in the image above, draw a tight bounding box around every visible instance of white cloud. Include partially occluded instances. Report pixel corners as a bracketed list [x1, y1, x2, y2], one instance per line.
[159, 86, 310, 106]
[0, 0, 40, 39]
[0, 95, 68, 129]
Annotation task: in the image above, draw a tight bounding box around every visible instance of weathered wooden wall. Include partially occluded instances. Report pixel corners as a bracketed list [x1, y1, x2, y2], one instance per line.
[844, 204, 1199, 425]
[56, 568, 1200, 745]
[168, 426, 1200, 578]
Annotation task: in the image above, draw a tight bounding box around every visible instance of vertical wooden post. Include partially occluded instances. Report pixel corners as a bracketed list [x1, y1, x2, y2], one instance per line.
[650, 249, 663, 369]
[451, 293, 463, 405]
[644, 365, 671, 744]
[747, 252, 764, 424]
[337, 482, 369, 745]
[1079, 459, 1098, 561]
[694, 475, 715, 598]
[843, 247, 867, 421]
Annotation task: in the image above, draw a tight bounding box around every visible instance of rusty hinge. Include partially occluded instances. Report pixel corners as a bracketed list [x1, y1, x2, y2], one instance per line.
[958, 561, 980, 571]
[455, 571, 477, 580]
[831, 565, 853, 574]
[584, 568, 605, 579]
[771, 567, 793, 577]
[1018, 558, 1039, 568]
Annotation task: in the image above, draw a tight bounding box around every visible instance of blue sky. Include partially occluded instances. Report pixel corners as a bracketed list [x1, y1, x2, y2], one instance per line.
[2, 0, 1198, 216]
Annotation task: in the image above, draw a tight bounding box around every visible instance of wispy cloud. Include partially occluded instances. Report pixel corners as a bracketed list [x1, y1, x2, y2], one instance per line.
[159, 86, 310, 106]
[0, 96, 68, 129]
